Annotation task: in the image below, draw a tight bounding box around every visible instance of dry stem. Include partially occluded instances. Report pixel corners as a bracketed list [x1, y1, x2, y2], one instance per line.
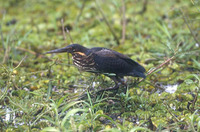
[95, 0, 120, 45]
[121, 0, 126, 44]
[138, 55, 175, 83]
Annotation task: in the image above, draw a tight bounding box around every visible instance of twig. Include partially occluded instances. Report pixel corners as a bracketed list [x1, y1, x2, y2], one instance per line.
[76, 0, 86, 23]
[61, 19, 66, 40]
[61, 19, 71, 67]
[65, 27, 74, 43]
[14, 55, 27, 70]
[65, 27, 73, 67]
[138, 55, 175, 83]
[95, 0, 120, 45]
[163, 102, 180, 122]
[181, 9, 199, 44]
[121, 0, 126, 44]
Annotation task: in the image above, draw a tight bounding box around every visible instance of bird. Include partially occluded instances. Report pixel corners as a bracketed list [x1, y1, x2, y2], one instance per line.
[46, 44, 146, 91]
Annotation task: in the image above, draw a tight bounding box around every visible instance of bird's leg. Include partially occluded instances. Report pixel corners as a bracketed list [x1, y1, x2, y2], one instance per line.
[88, 74, 98, 91]
[104, 76, 119, 91]
[96, 76, 119, 94]
[116, 77, 128, 93]
[96, 76, 129, 94]
[116, 77, 127, 87]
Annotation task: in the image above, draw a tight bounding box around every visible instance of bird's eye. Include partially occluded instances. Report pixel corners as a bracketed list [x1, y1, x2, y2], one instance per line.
[72, 49, 76, 52]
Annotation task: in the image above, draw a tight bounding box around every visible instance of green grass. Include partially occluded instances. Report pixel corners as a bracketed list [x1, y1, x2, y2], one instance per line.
[0, 0, 200, 131]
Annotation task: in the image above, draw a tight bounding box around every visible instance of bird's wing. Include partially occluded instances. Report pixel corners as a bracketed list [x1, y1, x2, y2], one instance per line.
[115, 52, 146, 73]
[92, 48, 118, 58]
[93, 48, 145, 72]
[112, 50, 146, 73]
[91, 48, 145, 77]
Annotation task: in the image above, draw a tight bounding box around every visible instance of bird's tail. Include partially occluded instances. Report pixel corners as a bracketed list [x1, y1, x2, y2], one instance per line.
[132, 70, 146, 79]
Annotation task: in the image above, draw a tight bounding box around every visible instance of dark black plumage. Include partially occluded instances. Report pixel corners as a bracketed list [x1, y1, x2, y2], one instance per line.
[46, 44, 146, 91]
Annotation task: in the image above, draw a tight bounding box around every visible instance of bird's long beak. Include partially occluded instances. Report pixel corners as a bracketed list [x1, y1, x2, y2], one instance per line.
[45, 46, 71, 54]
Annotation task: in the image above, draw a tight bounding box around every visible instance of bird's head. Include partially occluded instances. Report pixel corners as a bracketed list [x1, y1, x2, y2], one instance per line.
[45, 44, 88, 54]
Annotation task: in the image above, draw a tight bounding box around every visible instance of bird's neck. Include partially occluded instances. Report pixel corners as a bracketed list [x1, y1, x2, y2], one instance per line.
[72, 47, 90, 56]
[72, 52, 87, 57]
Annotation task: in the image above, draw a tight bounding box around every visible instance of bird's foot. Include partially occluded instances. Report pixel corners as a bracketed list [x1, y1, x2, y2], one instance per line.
[104, 85, 119, 91]
[96, 84, 119, 94]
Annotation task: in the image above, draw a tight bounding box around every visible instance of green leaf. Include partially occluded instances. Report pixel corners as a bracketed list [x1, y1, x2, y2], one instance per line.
[155, 21, 171, 39]
[61, 100, 84, 115]
[57, 94, 69, 107]
[41, 127, 60, 132]
[130, 127, 152, 132]
[61, 108, 87, 127]
[47, 81, 52, 100]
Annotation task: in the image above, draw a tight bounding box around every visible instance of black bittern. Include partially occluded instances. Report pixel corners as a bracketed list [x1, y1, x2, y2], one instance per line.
[46, 44, 146, 91]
